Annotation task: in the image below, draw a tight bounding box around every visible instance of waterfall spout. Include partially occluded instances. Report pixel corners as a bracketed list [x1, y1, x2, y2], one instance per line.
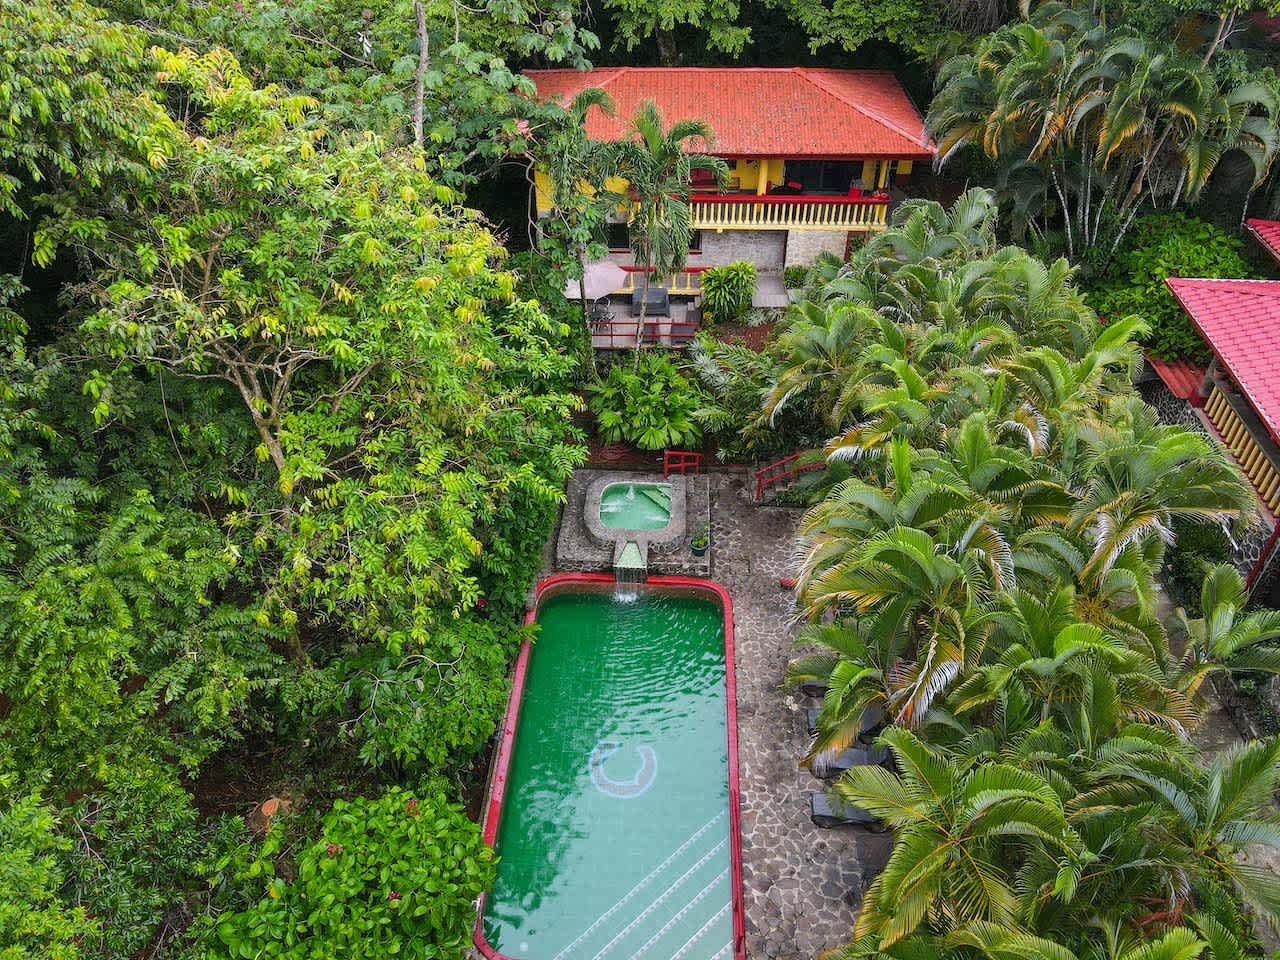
[614, 541, 646, 601]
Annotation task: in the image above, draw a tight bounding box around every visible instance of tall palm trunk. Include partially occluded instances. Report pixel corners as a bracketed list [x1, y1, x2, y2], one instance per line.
[635, 259, 651, 368]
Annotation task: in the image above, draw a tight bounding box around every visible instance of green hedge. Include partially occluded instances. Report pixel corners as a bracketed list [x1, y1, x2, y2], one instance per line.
[1087, 212, 1253, 362]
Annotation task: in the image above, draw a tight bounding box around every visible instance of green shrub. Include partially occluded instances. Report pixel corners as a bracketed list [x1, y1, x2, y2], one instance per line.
[587, 354, 703, 450]
[700, 261, 757, 323]
[783, 266, 809, 289]
[62, 760, 203, 960]
[208, 787, 493, 960]
[0, 780, 95, 960]
[1088, 212, 1253, 362]
[1166, 518, 1234, 614]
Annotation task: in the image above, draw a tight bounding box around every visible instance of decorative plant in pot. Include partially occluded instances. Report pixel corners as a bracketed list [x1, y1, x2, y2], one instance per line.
[690, 521, 710, 557]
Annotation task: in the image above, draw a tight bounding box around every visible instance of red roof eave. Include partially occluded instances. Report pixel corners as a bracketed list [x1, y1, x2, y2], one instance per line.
[524, 67, 934, 161]
[1246, 218, 1280, 267]
[1165, 276, 1280, 449]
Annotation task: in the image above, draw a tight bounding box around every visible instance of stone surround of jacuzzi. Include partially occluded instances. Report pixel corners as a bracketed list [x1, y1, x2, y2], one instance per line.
[583, 473, 689, 567]
[555, 469, 712, 577]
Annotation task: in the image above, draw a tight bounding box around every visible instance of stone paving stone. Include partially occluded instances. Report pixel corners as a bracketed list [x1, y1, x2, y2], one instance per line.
[707, 474, 866, 960]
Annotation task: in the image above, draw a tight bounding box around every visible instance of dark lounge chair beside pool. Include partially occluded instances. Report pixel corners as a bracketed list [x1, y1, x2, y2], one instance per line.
[809, 791, 885, 831]
[811, 745, 892, 780]
[805, 705, 887, 741]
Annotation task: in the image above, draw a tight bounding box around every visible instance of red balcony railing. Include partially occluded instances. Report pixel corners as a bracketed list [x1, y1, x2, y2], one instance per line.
[589, 317, 701, 349]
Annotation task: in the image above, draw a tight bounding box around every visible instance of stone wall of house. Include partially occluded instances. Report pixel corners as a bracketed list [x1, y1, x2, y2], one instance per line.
[696, 230, 787, 272]
[783, 229, 850, 268]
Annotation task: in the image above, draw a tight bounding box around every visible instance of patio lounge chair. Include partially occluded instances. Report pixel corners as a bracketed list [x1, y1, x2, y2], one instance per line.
[811, 745, 893, 780]
[805, 705, 887, 741]
[809, 791, 885, 831]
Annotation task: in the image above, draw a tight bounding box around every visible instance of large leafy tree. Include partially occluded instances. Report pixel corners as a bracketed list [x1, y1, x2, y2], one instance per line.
[100, 0, 599, 186]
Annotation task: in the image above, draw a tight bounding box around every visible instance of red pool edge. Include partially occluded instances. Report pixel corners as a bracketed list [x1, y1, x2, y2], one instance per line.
[473, 572, 748, 960]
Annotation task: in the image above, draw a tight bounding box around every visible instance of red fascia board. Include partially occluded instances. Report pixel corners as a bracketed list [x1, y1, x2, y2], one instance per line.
[1164, 278, 1280, 448]
[473, 572, 747, 960]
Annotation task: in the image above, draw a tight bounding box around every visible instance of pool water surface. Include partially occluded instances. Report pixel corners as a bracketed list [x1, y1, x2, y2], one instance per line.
[478, 584, 739, 960]
[598, 482, 673, 531]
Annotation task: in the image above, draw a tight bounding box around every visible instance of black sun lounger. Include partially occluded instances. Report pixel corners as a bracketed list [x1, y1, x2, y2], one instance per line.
[811, 745, 893, 779]
[809, 791, 886, 831]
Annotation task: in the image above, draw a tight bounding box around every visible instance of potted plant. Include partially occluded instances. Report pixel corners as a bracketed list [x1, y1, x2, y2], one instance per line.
[690, 521, 710, 557]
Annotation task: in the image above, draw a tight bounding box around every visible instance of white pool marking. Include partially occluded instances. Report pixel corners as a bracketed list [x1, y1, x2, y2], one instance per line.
[589, 740, 658, 798]
[550, 812, 726, 960]
[587, 838, 728, 960]
[621, 868, 730, 960]
[668, 902, 734, 960]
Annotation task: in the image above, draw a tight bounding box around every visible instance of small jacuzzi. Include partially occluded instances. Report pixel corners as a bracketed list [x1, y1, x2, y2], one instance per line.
[598, 481, 672, 531]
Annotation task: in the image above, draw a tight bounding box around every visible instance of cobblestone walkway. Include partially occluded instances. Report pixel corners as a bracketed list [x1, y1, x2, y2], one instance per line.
[708, 475, 885, 960]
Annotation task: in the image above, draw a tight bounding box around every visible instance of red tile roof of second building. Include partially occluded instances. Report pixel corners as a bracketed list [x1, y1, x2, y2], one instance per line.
[1146, 355, 1206, 403]
[524, 67, 934, 159]
[1247, 218, 1280, 266]
[1166, 278, 1280, 445]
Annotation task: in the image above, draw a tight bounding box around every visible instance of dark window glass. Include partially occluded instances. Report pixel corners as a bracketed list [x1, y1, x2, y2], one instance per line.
[689, 230, 702, 253]
[605, 222, 630, 250]
[783, 160, 858, 194]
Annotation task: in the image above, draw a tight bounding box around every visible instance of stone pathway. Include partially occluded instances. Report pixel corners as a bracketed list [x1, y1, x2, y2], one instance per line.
[708, 475, 880, 959]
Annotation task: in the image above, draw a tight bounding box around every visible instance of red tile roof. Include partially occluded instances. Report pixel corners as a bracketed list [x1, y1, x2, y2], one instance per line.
[1166, 278, 1280, 445]
[1246, 218, 1280, 266]
[524, 67, 934, 160]
[1146, 355, 1206, 404]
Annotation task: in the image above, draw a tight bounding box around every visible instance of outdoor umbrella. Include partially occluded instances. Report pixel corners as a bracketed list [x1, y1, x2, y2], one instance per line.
[562, 260, 629, 301]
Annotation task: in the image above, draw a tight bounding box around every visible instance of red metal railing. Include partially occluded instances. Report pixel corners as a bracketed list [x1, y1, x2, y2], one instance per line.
[754, 451, 825, 502]
[589, 317, 700, 349]
[663, 449, 703, 478]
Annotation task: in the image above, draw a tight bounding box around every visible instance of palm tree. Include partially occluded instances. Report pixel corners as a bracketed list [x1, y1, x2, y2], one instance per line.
[836, 726, 1081, 946]
[927, 5, 1280, 256]
[536, 87, 618, 333]
[1100, 737, 1280, 928]
[612, 100, 727, 361]
[1068, 398, 1256, 579]
[1175, 563, 1280, 705]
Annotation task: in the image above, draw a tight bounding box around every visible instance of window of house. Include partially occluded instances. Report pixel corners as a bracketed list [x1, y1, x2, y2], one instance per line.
[783, 160, 858, 194]
[604, 223, 701, 253]
[605, 222, 630, 251]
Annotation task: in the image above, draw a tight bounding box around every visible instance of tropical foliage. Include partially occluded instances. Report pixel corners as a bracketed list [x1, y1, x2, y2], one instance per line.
[770, 191, 1279, 959]
[0, 3, 583, 955]
[928, 3, 1280, 260]
[701, 261, 758, 324]
[588, 353, 705, 449]
[1087, 212, 1257, 362]
[613, 100, 727, 356]
[207, 788, 493, 959]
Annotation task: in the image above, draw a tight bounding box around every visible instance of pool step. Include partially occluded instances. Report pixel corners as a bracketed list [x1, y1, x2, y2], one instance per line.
[639, 486, 672, 511]
[550, 811, 734, 960]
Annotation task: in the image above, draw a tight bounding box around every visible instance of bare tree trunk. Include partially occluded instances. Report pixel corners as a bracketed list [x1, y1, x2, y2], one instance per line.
[655, 28, 678, 66]
[413, 1, 429, 149]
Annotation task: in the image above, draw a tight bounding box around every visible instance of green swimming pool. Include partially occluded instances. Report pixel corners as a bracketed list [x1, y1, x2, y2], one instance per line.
[599, 482, 672, 531]
[479, 585, 738, 960]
